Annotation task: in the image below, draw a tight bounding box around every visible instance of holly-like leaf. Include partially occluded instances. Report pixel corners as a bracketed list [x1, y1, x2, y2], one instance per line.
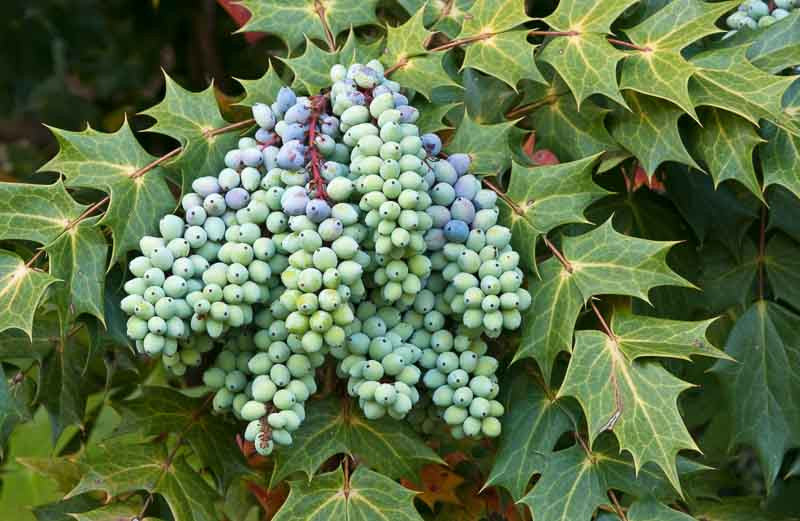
[518, 78, 617, 162]
[519, 445, 609, 521]
[382, 7, 430, 64]
[68, 440, 219, 521]
[141, 74, 237, 196]
[698, 240, 759, 314]
[746, 11, 800, 73]
[690, 46, 799, 134]
[282, 38, 341, 95]
[561, 219, 693, 302]
[67, 502, 142, 521]
[444, 112, 515, 176]
[768, 186, 800, 244]
[41, 121, 176, 264]
[387, 52, 461, 101]
[0, 364, 34, 458]
[609, 91, 699, 176]
[500, 154, 609, 272]
[338, 29, 384, 66]
[539, 33, 629, 110]
[765, 234, 800, 310]
[711, 302, 800, 489]
[760, 81, 800, 199]
[513, 258, 583, 383]
[544, 0, 639, 34]
[269, 398, 442, 485]
[397, 0, 475, 38]
[238, 0, 379, 51]
[237, 62, 284, 107]
[560, 329, 697, 493]
[0, 181, 107, 324]
[39, 337, 93, 442]
[273, 466, 423, 521]
[485, 368, 574, 500]
[560, 311, 725, 493]
[690, 107, 764, 200]
[113, 386, 251, 490]
[628, 500, 695, 521]
[0, 251, 58, 338]
[461, 30, 545, 90]
[416, 102, 459, 134]
[32, 494, 102, 521]
[619, 0, 736, 119]
[692, 498, 795, 521]
[459, 0, 530, 37]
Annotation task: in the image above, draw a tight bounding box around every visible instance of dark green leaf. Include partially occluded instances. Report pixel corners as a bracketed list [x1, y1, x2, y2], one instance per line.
[711, 302, 800, 489]
[39, 338, 91, 443]
[273, 466, 423, 521]
[282, 38, 341, 95]
[765, 233, 800, 310]
[237, 62, 284, 107]
[0, 250, 58, 338]
[746, 11, 800, 73]
[697, 240, 759, 314]
[628, 499, 695, 521]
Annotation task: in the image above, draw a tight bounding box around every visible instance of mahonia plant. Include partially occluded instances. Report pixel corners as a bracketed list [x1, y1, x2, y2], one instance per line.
[0, 1, 799, 520]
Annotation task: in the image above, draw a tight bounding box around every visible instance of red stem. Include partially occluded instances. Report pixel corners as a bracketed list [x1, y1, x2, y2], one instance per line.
[307, 95, 328, 200]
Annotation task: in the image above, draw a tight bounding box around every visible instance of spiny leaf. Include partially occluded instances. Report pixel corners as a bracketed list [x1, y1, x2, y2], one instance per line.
[387, 52, 461, 100]
[0, 181, 106, 324]
[68, 440, 219, 521]
[113, 386, 251, 490]
[32, 495, 102, 521]
[513, 258, 583, 384]
[559, 328, 700, 494]
[628, 500, 695, 521]
[39, 338, 91, 443]
[562, 219, 693, 303]
[41, 121, 176, 264]
[760, 81, 800, 199]
[539, 33, 629, 110]
[765, 233, 800, 310]
[415, 102, 459, 134]
[273, 466, 423, 521]
[458, 0, 530, 36]
[519, 445, 609, 521]
[67, 502, 142, 521]
[619, 0, 737, 119]
[0, 251, 58, 338]
[768, 185, 800, 244]
[609, 91, 699, 176]
[690, 45, 799, 134]
[0, 364, 34, 459]
[461, 30, 545, 90]
[141, 73, 237, 196]
[338, 29, 384, 66]
[397, 0, 475, 38]
[236, 62, 284, 107]
[746, 11, 800, 73]
[517, 77, 617, 162]
[238, 0, 379, 51]
[544, 0, 639, 34]
[698, 240, 759, 314]
[269, 398, 442, 486]
[382, 7, 430, 64]
[690, 107, 764, 200]
[711, 301, 800, 488]
[282, 37, 340, 95]
[500, 154, 609, 273]
[444, 112, 514, 176]
[610, 311, 727, 361]
[484, 368, 574, 500]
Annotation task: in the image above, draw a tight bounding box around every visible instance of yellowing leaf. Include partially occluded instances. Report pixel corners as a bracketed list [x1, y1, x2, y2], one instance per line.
[402, 464, 463, 509]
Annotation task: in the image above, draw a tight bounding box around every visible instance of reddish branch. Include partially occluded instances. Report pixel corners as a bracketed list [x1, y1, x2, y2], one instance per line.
[307, 95, 329, 200]
[313, 0, 337, 52]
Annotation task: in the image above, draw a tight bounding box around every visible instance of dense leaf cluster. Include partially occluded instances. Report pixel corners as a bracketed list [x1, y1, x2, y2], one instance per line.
[1, 1, 799, 520]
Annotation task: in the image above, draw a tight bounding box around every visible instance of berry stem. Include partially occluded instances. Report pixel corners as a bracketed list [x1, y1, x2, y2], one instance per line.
[307, 95, 329, 200]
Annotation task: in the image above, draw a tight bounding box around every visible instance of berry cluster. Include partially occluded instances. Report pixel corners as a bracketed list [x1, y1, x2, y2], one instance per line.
[121, 60, 531, 454]
[727, 0, 798, 29]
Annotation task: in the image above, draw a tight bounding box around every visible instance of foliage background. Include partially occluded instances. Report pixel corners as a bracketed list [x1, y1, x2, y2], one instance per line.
[1, 0, 800, 520]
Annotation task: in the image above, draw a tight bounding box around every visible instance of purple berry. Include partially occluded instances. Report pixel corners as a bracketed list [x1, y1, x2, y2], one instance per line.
[346, 91, 366, 106]
[426, 205, 451, 228]
[284, 102, 312, 124]
[454, 175, 481, 200]
[225, 188, 251, 210]
[473, 189, 497, 210]
[425, 228, 446, 250]
[306, 199, 332, 223]
[447, 153, 471, 176]
[398, 106, 419, 123]
[373, 85, 391, 97]
[262, 146, 280, 170]
[253, 103, 276, 130]
[192, 176, 220, 197]
[279, 123, 306, 142]
[321, 116, 339, 137]
[450, 197, 476, 224]
[281, 186, 309, 216]
[444, 220, 469, 243]
[393, 93, 409, 106]
[421, 133, 442, 156]
[255, 128, 273, 143]
[277, 140, 307, 171]
[241, 147, 263, 167]
[276, 87, 297, 112]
